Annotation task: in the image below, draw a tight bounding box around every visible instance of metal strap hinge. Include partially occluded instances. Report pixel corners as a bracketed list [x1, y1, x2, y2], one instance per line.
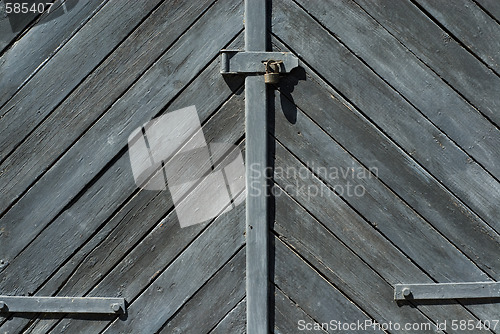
[220, 50, 299, 84]
[0, 296, 126, 314]
[394, 282, 500, 301]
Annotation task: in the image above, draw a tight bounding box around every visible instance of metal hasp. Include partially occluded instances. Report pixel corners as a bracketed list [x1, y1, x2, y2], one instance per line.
[220, 50, 299, 75]
[394, 282, 500, 301]
[0, 296, 126, 314]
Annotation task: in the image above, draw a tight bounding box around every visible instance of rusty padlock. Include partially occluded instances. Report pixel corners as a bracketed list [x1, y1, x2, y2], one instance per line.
[264, 60, 281, 85]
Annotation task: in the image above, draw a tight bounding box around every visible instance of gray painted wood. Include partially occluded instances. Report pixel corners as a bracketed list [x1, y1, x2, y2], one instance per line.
[354, 0, 500, 128]
[209, 298, 246, 334]
[291, 0, 500, 183]
[44, 195, 245, 334]
[159, 248, 245, 334]
[244, 0, 270, 332]
[0, 0, 40, 54]
[0, 0, 108, 108]
[1, 0, 150, 163]
[415, 0, 500, 73]
[274, 287, 328, 334]
[273, 188, 485, 331]
[0, 90, 244, 332]
[245, 75, 269, 334]
[0, 0, 243, 268]
[0, 91, 244, 296]
[0, 0, 216, 219]
[273, 143, 500, 321]
[274, 82, 500, 281]
[272, 0, 500, 242]
[274, 59, 500, 280]
[273, 236, 382, 333]
[475, 0, 500, 21]
[100, 205, 245, 333]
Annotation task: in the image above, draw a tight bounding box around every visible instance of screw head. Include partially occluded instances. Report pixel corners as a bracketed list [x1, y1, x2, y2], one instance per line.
[0, 301, 5, 310]
[402, 288, 411, 298]
[111, 303, 121, 313]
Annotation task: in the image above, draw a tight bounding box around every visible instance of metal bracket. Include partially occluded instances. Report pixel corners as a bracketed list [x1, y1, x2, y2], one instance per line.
[220, 50, 299, 74]
[394, 282, 500, 301]
[0, 296, 126, 314]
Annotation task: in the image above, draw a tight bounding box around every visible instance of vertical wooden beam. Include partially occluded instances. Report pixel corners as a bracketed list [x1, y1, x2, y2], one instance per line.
[245, 0, 269, 333]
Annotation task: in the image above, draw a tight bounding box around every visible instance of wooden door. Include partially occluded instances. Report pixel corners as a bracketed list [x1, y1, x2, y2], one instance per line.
[270, 0, 500, 333]
[0, 0, 247, 332]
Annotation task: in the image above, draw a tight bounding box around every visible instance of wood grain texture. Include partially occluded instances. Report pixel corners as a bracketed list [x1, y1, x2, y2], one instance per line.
[354, 0, 500, 128]
[415, 0, 500, 73]
[273, 236, 382, 333]
[0, 85, 244, 333]
[0, 0, 243, 269]
[274, 71, 500, 279]
[475, 0, 500, 21]
[158, 248, 245, 334]
[273, 187, 486, 329]
[0, 0, 150, 162]
[0, 0, 108, 108]
[291, 0, 500, 182]
[0, 0, 216, 219]
[272, 0, 500, 238]
[209, 298, 246, 334]
[273, 287, 327, 334]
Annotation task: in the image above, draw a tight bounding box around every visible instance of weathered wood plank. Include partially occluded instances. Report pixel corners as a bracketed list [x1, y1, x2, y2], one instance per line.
[274, 287, 328, 334]
[0, 91, 244, 332]
[0, 0, 216, 218]
[274, 82, 500, 280]
[0, 0, 40, 54]
[273, 188, 485, 330]
[273, 236, 382, 333]
[43, 192, 245, 334]
[272, 0, 500, 236]
[353, 0, 500, 128]
[0, 0, 108, 108]
[415, 0, 500, 73]
[0, 61, 243, 332]
[0, 0, 243, 267]
[475, 0, 500, 22]
[273, 140, 500, 321]
[100, 205, 245, 333]
[274, 56, 500, 280]
[291, 0, 500, 181]
[209, 298, 246, 334]
[0, 0, 163, 163]
[158, 248, 245, 334]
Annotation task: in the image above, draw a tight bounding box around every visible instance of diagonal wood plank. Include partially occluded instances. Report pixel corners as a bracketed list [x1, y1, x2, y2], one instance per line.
[475, 0, 500, 22]
[208, 298, 246, 334]
[0, 0, 243, 267]
[415, 0, 500, 73]
[272, 0, 500, 236]
[273, 141, 499, 321]
[0, 0, 108, 107]
[273, 287, 328, 334]
[354, 0, 500, 128]
[97, 202, 245, 334]
[274, 57, 500, 279]
[0, 0, 216, 218]
[274, 187, 486, 330]
[158, 248, 245, 334]
[0, 85, 244, 332]
[0, 0, 163, 162]
[273, 237, 382, 333]
[291, 0, 500, 181]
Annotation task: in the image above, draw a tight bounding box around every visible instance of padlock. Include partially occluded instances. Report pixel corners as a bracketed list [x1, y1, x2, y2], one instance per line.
[264, 60, 281, 85]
